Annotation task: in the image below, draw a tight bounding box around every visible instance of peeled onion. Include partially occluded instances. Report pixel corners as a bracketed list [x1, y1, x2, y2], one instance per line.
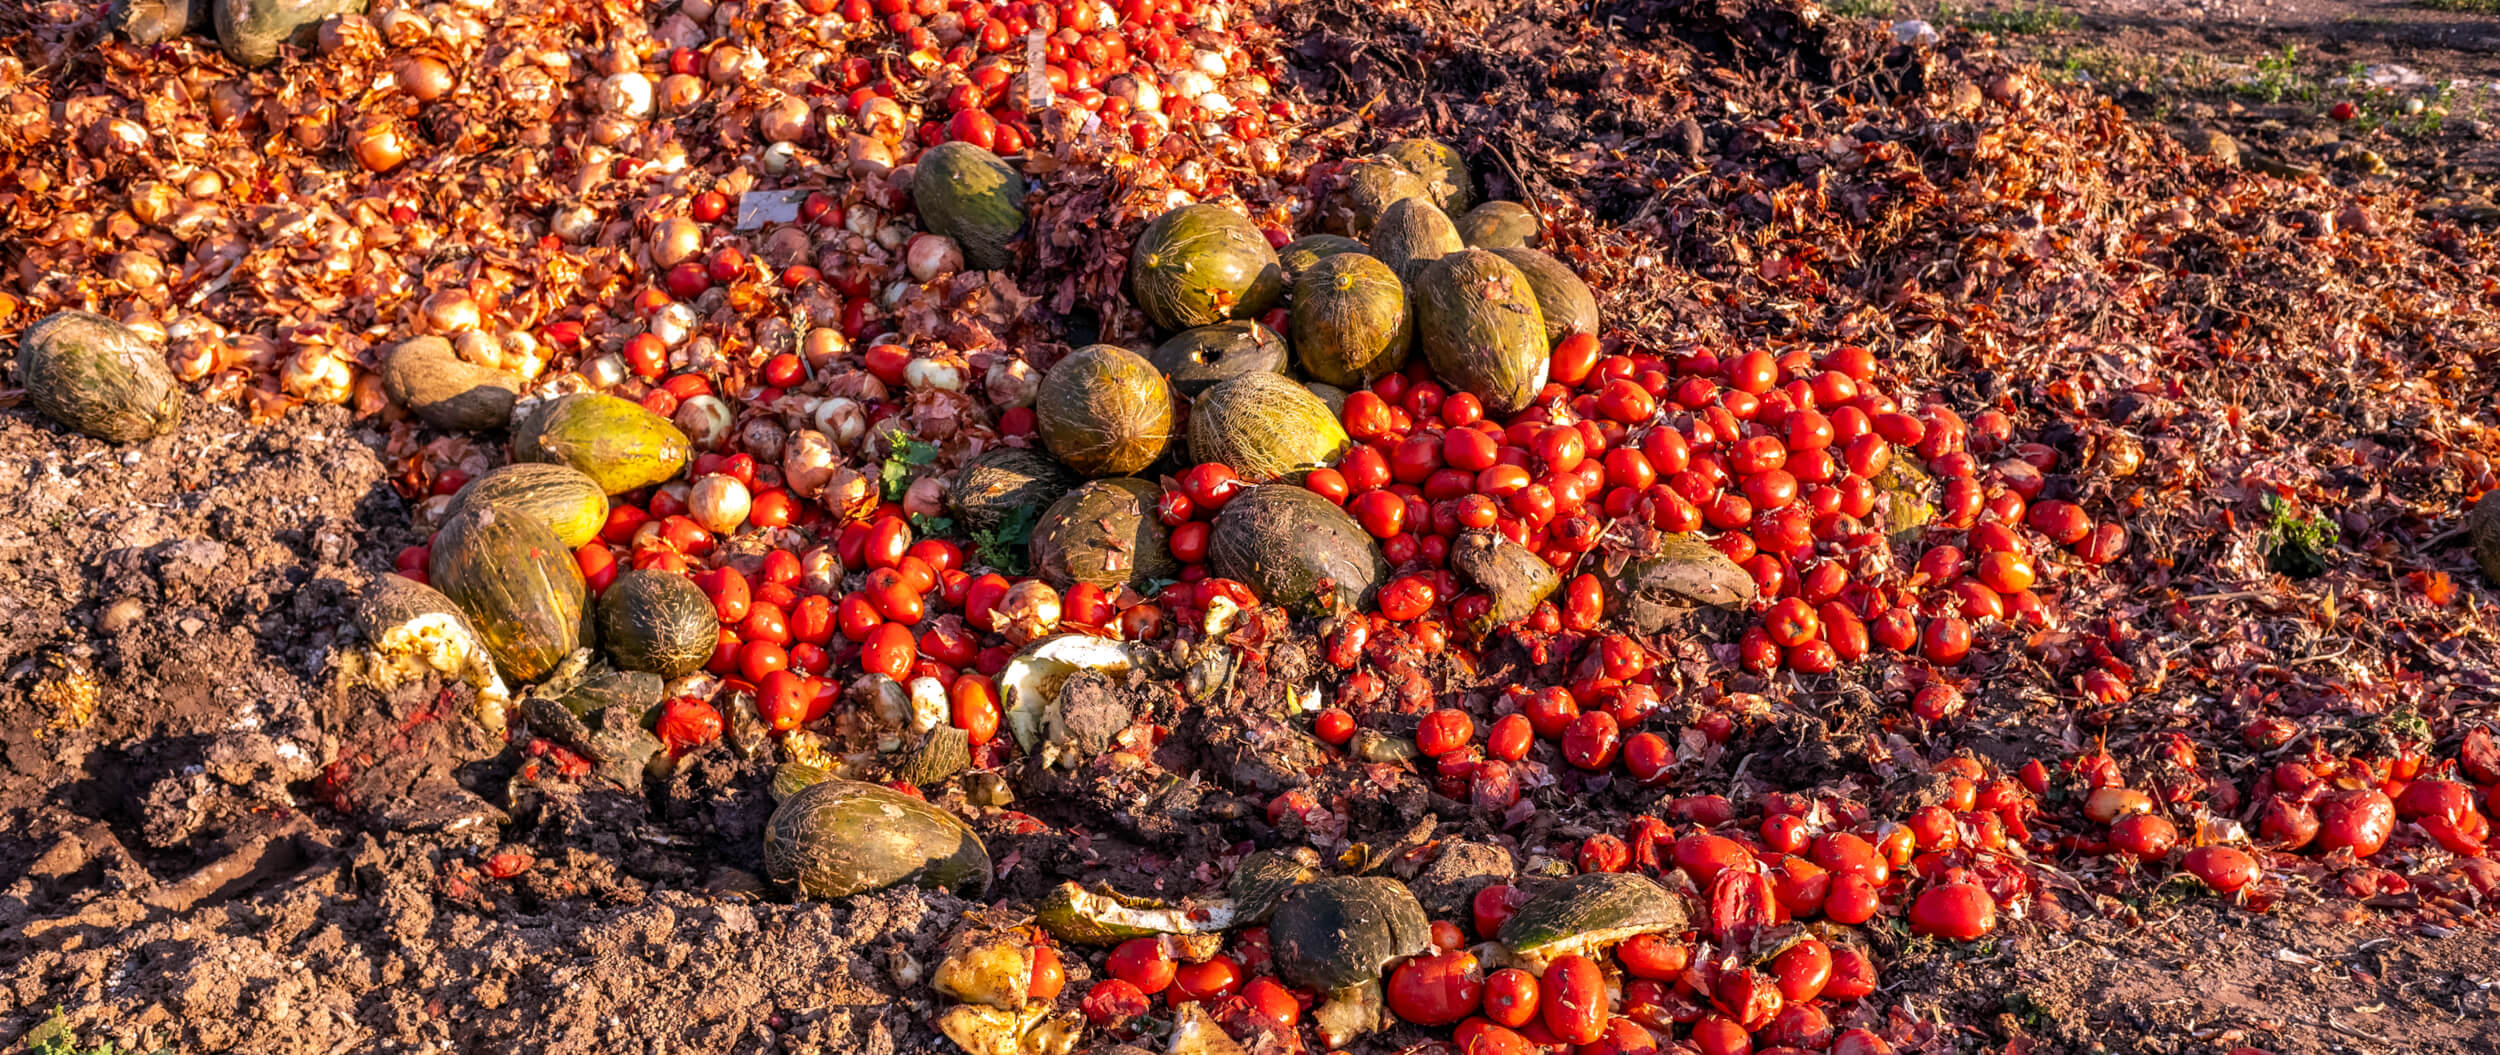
[905, 233, 964, 282]
[601, 72, 654, 119]
[998, 580, 1063, 645]
[423, 288, 482, 333]
[689, 474, 752, 534]
[675, 394, 735, 450]
[783, 428, 838, 497]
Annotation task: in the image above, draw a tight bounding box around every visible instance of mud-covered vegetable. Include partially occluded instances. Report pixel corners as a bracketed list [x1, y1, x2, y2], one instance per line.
[1498, 872, 1690, 969]
[1028, 479, 1178, 592]
[763, 778, 990, 898]
[1207, 484, 1389, 617]
[15, 310, 182, 443]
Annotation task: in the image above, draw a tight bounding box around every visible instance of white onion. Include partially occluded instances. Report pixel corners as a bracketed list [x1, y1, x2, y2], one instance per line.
[1168, 68, 1214, 100]
[651, 217, 704, 268]
[905, 233, 964, 282]
[739, 417, 788, 463]
[875, 223, 912, 252]
[904, 355, 964, 392]
[1108, 74, 1161, 114]
[601, 72, 654, 119]
[422, 288, 482, 333]
[782, 429, 838, 498]
[689, 474, 752, 534]
[674, 394, 736, 450]
[907, 676, 948, 734]
[651, 301, 699, 345]
[760, 140, 798, 175]
[800, 546, 842, 595]
[550, 203, 602, 244]
[813, 397, 866, 447]
[1192, 49, 1229, 76]
[583, 353, 628, 388]
[1194, 92, 1233, 117]
[985, 357, 1040, 409]
[758, 96, 813, 142]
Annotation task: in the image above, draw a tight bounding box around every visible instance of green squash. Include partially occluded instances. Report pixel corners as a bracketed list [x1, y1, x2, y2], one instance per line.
[443, 462, 609, 549]
[1291, 252, 1412, 388]
[1035, 344, 1174, 477]
[1413, 249, 1549, 415]
[596, 569, 718, 677]
[1492, 246, 1599, 347]
[513, 393, 691, 495]
[1130, 204, 1284, 332]
[912, 141, 1027, 271]
[427, 504, 588, 683]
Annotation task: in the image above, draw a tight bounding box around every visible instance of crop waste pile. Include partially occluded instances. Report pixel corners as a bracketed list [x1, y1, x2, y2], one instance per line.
[3, 0, 2499, 1052]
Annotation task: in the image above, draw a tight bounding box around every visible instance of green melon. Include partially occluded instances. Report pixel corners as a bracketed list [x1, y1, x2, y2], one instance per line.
[513, 393, 691, 495]
[912, 141, 1027, 271]
[1277, 234, 1369, 278]
[1029, 478, 1179, 591]
[1150, 321, 1289, 397]
[427, 505, 588, 683]
[1129, 204, 1284, 332]
[1322, 157, 1431, 238]
[443, 462, 609, 549]
[1492, 246, 1599, 347]
[1035, 344, 1174, 477]
[1412, 249, 1548, 415]
[1456, 200, 1541, 249]
[16, 310, 181, 443]
[1290, 252, 1412, 389]
[1368, 197, 1465, 286]
[596, 569, 717, 677]
[1383, 137, 1473, 215]
[1188, 372, 1351, 484]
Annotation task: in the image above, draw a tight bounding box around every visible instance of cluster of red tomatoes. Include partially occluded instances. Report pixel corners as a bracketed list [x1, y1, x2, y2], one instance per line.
[1290, 332, 2128, 686]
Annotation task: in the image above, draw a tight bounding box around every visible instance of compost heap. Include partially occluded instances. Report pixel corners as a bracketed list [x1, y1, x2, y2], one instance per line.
[4, 0, 2500, 1052]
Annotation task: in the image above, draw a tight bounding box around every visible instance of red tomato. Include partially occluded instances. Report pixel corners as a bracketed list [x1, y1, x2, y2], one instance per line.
[1415, 708, 1474, 756]
[1909, 882, 1997, 940]
[1384, 950, 1484, 1026]
[1378, 575, 1436, 621]
[1617, 933, 1690, 980]
[859, 622, 916, 680]
[1168, 957, 1241, 1005]
[1303, 467, 1350, 505]
[1539, 955, 1607, 1045]
[1106, 938, 1176, 994]
[1771, 939, 1832, 1003]
[756, 669, 810, 731]
[2180, 845, 2260, 892]
[1560, 711, 1621, 770]
[1483, 967, 1541, 1028]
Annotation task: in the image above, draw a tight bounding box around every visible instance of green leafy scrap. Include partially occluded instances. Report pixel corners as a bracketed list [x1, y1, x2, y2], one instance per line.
[880, 427, 939, 501]
[970, 503, 1039, 576]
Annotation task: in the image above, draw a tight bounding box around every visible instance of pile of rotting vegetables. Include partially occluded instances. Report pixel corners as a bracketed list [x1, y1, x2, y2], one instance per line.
[5, 0, 2500, 1051]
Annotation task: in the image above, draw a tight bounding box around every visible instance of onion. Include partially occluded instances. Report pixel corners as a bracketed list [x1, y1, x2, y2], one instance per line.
[876, 224, 912, 252]
[601, 72, 655, 119]
[706, 45, 754, 84]
[423, 289, 482, 333]
[378, 6, 430, 46]
[128, 181, 181, 226]
[903, 475, 948, 518]
[583, 353, 628, 388]
[108, 252, 164, 291]
[908, 676, 948, 733]
[651, 217, 704, 268]
[1108, 75, 1161, 114]
[1168, 68, 1214, 100]
[675, 394, 736, 450]
[760, 141, 799, 175]
[813, 396, 866, 446]
[904, 354, 965, 392]
[782, 428, 838, 497]
[588, 115, 638, 147]
[281, 348, 355, 405]
[399, 55, 455, 102]
[452, 329, 504, 369]
[857, 96, 908, 142]
[801, 546, 842, 595]
[689, 474, 752, 534]
[905, 233, 964, 282]
[353, 124, 408, 172]
[1192, 49, 1229, 76]
[985, 357, 1040, 408]
[1194, 92, 1233, 118]
[659, 73, 705, 114]
[739, 417, 788, 463]
[801, 327, 848, 370]
[651, 301, 699, 345]
[762, 227, 812, 268]
[847, 132, 898, 178]
[998, 581, 1063, 646]
[843, 202, 883, 239]
[758, 96, 813, 142]
[681, 0, 716, 20]
[168, 339, 221, 383]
